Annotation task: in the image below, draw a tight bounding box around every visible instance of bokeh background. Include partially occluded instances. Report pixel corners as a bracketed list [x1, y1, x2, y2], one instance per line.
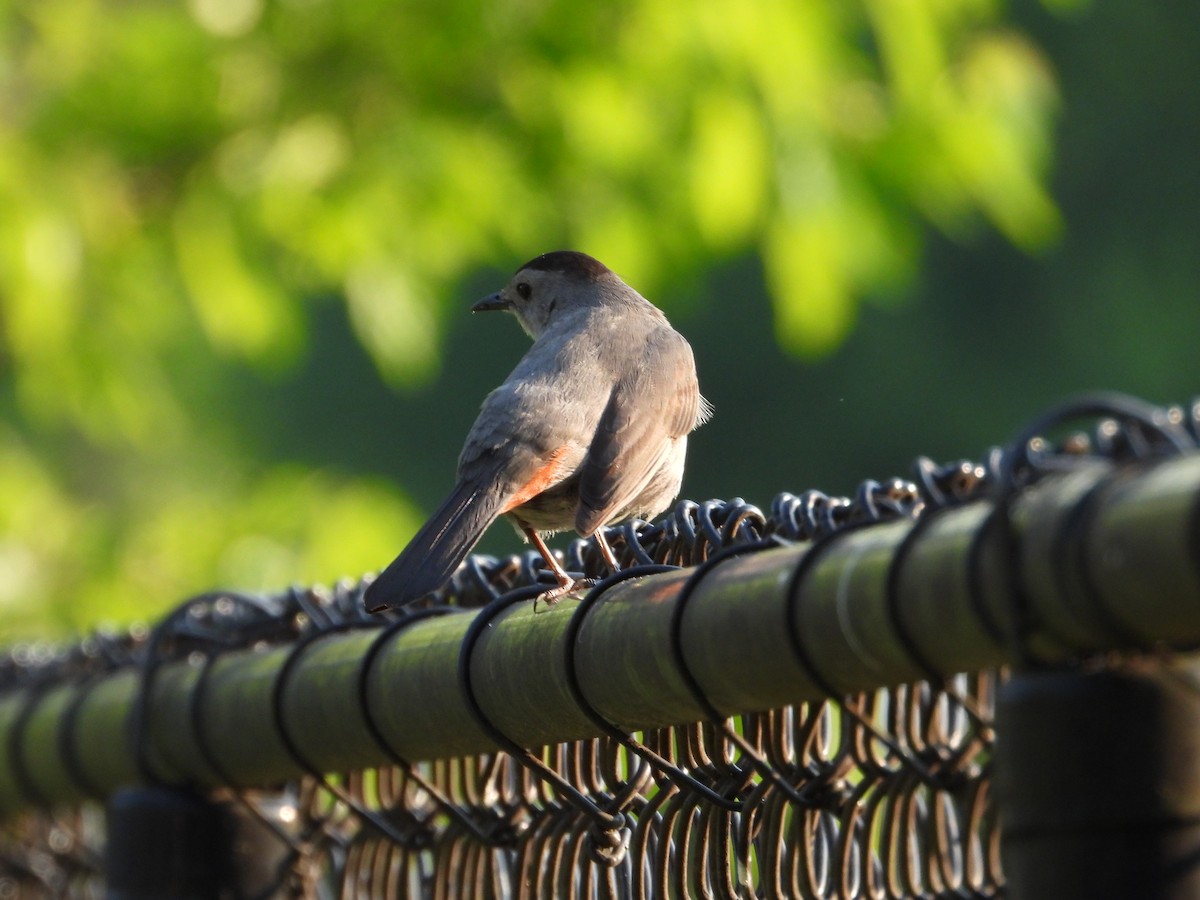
[0, 0, 1196, 637]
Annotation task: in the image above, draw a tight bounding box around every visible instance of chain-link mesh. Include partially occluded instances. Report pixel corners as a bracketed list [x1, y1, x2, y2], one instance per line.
[1, 392, 1197, 898]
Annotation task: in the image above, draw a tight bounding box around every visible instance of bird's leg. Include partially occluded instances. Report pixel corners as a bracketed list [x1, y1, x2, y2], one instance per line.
[525, 527, 573, 587]
[593, 528, 621, 574]
[524, 526, 594, 607]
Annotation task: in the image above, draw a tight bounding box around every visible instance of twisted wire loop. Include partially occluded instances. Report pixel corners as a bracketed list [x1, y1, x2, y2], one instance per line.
[0, 392, 1195, 898]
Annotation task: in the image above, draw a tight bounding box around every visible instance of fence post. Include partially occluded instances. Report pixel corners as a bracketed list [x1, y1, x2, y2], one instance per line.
[105, 787, 233, 900]
[997, 657, 1200, 898]
[104, 787, 296, 899]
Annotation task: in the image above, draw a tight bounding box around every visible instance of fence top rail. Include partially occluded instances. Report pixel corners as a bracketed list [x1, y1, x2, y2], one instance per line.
[0, 391, 1197, 815]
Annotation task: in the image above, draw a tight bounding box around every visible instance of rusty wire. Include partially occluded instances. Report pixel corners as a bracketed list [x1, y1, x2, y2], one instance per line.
[0, 392, 1196, 898]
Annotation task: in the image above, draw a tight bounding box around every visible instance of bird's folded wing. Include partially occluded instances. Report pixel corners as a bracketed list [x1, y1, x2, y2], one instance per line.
[575, 328, 700, 535]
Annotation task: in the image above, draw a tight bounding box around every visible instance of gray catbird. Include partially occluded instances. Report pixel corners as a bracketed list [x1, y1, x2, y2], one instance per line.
[364, 250, 709, 612]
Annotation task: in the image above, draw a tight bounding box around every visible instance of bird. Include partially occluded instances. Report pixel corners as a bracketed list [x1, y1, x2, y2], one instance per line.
[364, 250, 710, 612]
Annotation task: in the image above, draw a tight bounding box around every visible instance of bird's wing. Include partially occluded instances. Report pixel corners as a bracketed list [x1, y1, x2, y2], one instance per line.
[364, 433, 587, 612]
[458, 374, 593, 491]
[575, 327, 701, 536]
[365, 378, 589, 611]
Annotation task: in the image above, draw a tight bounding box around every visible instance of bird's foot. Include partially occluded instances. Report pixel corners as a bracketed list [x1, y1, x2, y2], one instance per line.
[533, 577, 598, 612]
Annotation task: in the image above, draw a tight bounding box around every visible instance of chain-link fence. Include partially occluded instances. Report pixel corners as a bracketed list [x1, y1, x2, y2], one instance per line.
[1, 392, 1199, 899]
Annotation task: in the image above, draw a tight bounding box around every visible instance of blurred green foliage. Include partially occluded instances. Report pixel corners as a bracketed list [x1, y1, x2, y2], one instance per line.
[2, 0, 1192, 637]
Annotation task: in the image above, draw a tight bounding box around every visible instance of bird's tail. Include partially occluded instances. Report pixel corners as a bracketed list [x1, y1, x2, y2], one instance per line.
[364, 480, 501, 612]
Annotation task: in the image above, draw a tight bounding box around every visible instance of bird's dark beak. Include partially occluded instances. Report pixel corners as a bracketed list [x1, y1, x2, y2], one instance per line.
[472, 292, 510, 313]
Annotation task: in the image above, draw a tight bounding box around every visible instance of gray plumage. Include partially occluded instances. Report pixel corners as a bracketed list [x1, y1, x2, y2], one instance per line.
[364, 251, 709, 612]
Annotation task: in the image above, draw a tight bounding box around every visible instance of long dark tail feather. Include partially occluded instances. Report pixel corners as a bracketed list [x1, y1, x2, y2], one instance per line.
[364, 480, 501, 612]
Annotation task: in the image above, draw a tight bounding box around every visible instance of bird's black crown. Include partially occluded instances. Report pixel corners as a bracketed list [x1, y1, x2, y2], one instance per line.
[517, 250, 611, 281]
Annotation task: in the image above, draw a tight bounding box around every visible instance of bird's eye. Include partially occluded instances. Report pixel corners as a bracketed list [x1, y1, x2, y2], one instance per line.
[515, 282, 531, 300]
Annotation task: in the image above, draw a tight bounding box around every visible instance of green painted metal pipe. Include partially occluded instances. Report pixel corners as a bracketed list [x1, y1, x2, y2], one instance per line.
[1, 454, 1197, 814]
